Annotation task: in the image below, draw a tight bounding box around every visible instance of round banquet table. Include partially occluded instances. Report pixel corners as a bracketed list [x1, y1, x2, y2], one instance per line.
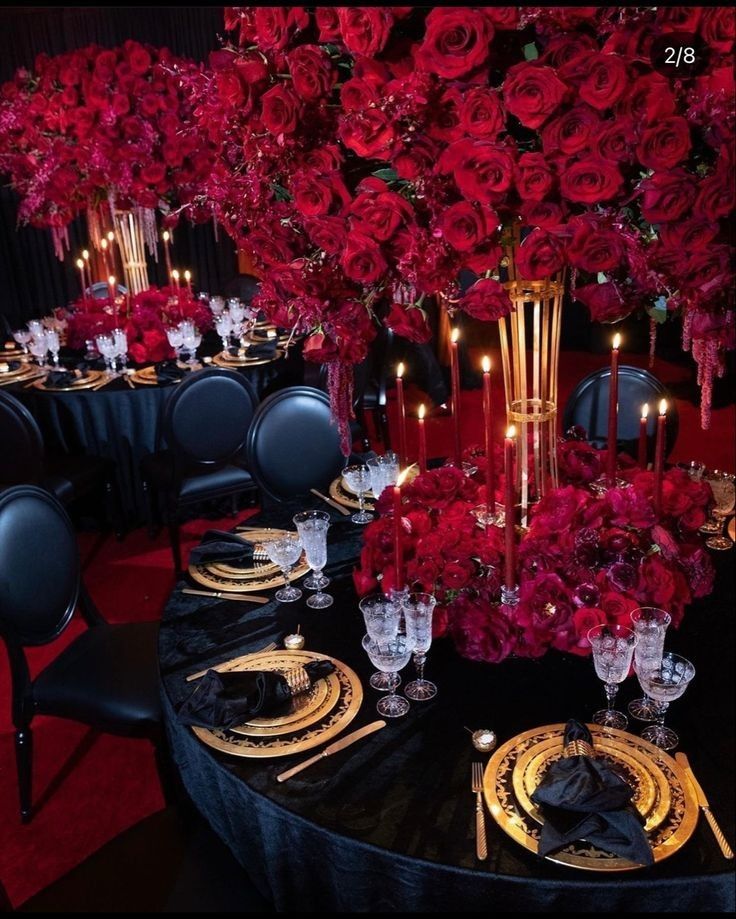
[6, 350, 291, 525]
[159, 500, 735, 913]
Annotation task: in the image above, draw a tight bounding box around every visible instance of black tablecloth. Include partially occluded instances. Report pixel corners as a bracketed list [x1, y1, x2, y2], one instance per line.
[8, 353, 289, 524]
[159, 502, 735, 912]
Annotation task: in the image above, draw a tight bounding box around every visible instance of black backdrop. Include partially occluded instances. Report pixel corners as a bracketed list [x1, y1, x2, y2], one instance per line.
[0, 6, 235, 330]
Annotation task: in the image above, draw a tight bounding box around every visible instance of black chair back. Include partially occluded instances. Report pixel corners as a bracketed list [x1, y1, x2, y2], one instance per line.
[0, 391, 44, 487]
[562, 365, 679, 460]
[246, 387, 344, 501]
[0, 486, 79, 647]
[162, 368, 257, 470]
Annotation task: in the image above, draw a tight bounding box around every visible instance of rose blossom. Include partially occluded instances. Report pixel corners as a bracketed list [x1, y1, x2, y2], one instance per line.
[637, 117, 692, 171]
[339, 109, 395, 158]
[595, 117, 638, 163]
[337, 7, 394, 57]
[503, 62, 567, 129]
[515, 227, 566, 280]
[441, 202, 498, 252]
[287, 45, 335, 101]
[459, 278, 513, 322]
[515, 152, 555, 202]
[340, 231, 387, 284]
[542, 105, 600, 156]
[450, 598, 516, 664]
[441, 139, 515, 205]
[701, 7, 735, 53]
[576, 52, 629, 111]
[384, 304, 432, 344]
[560, 158, 623, 204]
[260, 84, 301, 136]
[521, 201, 567, 228]
[616, 73, 675, 123]
[291, 171, 350, 217]
[460, 88, 504, 139]
[567, 217, 625, 272]
[417, 7, 495, 80]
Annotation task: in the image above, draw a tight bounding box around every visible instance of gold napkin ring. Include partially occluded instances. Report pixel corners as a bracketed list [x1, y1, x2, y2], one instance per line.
[563, 739, 594, 758]
[284, 666, 311, 697]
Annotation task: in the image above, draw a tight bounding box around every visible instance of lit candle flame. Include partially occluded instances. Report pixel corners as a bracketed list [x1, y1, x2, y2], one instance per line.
[82, 249, 90, 261]
[642, 403, 649, 419]
[612, 333, 621, 350]
[397, 361, 404, 379]
[76, 258, 84, 270]
[184, 270, 191, 282]
[396, 467, 411, 488]
[106, 231, 114, 243]
[418, 403, 425, 420]
[108, 275, 115, 286]
[451, 327, 460, 344]
[171, 269, 180, 281]
[162, 230, 170, 242]
[100, 238, 108, 251]
[506, 425, 516, 439]
[482, 355, 491, 373]
[659, 399, 667, 416]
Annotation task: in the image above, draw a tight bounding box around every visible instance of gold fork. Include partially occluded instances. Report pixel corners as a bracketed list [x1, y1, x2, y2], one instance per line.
[472, 762, 488, 860]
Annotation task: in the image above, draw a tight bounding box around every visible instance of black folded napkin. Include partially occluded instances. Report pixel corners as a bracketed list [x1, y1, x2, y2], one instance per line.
[154, 360, 187, 384]
[530, 720, 654, 865]
[188, 530, 254, 567]
[246, 339, 278, 358]
[0, 360, 22, 373]
[44, 368, 88, 388]
[178, 659, 336, 730]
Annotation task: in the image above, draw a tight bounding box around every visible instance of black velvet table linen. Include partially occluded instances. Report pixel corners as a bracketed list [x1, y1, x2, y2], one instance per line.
[159, 501, 735, 912]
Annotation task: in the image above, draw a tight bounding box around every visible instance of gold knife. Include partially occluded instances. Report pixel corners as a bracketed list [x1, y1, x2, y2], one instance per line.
[309, 487, 351, 516]
[276, 720, 387, 782]
[676, 752, 734, 859]
[181, 587, 269, 603]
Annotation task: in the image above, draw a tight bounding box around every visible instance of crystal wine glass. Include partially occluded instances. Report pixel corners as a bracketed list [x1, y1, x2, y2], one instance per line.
[95, 334, 116, 373]
[45, 329, 61, 367]
[638, 653, 696, 751]
[628, 607, 672, 721]
[293, 510, 332, 608]
[27, 320, 45, 339]
[112, 328, 128, 373]
[361, 634, 412, 718]
[587, 624, 638, 730]
[359, 594, 401, 690]
[215, 313, 233, 352]
[29, 334, 48, 368]
[366, 452, 399, 501]
[402, 592, 437, 701]
[263, 534, 303, 603]
[12, 328, 32, 355]
[209, 295, 225, 316]
[342, 464, 373, 525]
[704, 471, 735, 551]
[675, 460, 706, 481]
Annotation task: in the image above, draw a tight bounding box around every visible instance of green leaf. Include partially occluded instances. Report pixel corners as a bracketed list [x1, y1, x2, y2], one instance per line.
[523, 42, 539, 61]
[271, 183, 291, 203]
[371, 168, 399, 183]
[647, 296, 669, 324]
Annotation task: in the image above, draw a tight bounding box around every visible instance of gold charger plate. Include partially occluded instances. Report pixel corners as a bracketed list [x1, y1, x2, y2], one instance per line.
[329, 463, 419, 510]
[32, 370, 104, 392]
[130, 364, 192, 386]
[227, 649, 341, 737]
[484, 723, 698, 872]
[191, 650, 362, 758]
[728, 517, 735, 542]
[212, 349, 283, 369]
[0, 362, 32, 381]
[513, 735, 671, 833]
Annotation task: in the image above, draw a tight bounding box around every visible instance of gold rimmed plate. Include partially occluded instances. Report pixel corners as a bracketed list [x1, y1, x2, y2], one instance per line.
[130, 364, 191, 386]
[191, 650, 363, 758]
[0, 361, 32, 381]
[212, 349, 283, 369]
[484, 723, 698, 871]
[32, 370, 104, 392]
[329, 464, 419, 510]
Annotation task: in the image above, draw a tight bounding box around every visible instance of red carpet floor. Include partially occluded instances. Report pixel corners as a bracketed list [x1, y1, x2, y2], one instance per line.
[0, 349, 733, 907]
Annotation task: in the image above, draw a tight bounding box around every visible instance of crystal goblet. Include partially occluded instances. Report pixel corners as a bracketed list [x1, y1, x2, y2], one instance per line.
[366, 452, 399, 501]
[359, 594, 401, 690]
[293, 510, 332, 608]
[628, 607, 671, 721]
[29, 335, 48, 368]
[45, 329, 61, 367]
[95, 334, 116, 373]
[263, 534, 303, 603]
[587, 624, 637, 730]
[215, 313, 233, 352]
[362, 634, 411, 718]
[12, 329, 32, 355]
[704, 471, 735, 551]
[166, 326, 184, 362]
[27, 320, 44, 339]
[402, 592, 437, 701]
[112, 328, 128, 373]
[638, 653, 696, 751]
[342, 464, 373, 525]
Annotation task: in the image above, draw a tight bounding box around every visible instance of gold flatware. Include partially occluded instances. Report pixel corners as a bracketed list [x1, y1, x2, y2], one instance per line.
[185, 642, 279, 683]
[276, 719, 386, 782]
[675, 753, 733, 859]
[310, 487, 351, 516]
[23, 374, 47, 388]
[181, 587, 270, 603]
[472, 761, 488, 860]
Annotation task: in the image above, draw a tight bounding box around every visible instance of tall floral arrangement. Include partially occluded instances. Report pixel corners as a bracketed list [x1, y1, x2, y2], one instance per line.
[183, 6, 734, 443]
[0, 41, 215, 254]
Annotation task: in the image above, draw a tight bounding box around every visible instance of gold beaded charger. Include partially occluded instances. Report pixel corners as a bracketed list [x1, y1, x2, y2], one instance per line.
[32, 370, 105, 391]
[484, 723, 698, 871]
[191, 650, 362, 758]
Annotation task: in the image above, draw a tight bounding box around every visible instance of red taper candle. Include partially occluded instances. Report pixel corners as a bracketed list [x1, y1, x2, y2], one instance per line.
[184, 270, 193, 296]
[417, 404, 427, 473]
[396, 362, 408, 468]
[162, 230, 173, 278]
[653, 400, 667, 514]
[450, 327, 461, 465]
[504, 426, 516, 590]
[392, 468, 409, 591]
[482, 355, 496, 514]
[607, 333, 621, 484]
[638, 403, 649, 470]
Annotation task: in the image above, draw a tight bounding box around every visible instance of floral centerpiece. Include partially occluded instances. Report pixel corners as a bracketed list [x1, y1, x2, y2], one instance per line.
[354, 439, 714, 665]
[62, 286, 212, 364]
[179, 6, 734, 444]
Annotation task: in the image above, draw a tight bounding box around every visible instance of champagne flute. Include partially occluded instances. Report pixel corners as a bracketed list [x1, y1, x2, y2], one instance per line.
[402, 592, 437, 701]
[359, 594, 401, 690]
[628, 607, 671, 721]
[587, 624, 637, 730]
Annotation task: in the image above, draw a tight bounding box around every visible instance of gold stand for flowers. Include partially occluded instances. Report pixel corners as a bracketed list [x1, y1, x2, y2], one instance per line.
[113, 209, 152, 295]
[499, 225, 566, 525]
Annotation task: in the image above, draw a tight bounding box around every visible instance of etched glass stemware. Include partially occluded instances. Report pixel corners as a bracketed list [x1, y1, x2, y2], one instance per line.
[362, 634, 411, 718]
[45, 329, 60, 368]
[342, 464, 373, 525]
[293, 510, 332, 608]
[359, 594, 401, 690]
[29, 335, 48, 368]
[587, 624, 638, 730]
[366, 452, 400, 501]
[166, 326, 184, 362]
[12, 329, 32, 355]
[638, 653, 695, 751]
[628, 607, 671, 721]
[113, 328, 128, 374]
[263, 534, 303, 603]
[402, 592, 437, 701]
[215, 313, 233, 351]
[704, 471, 735, 551]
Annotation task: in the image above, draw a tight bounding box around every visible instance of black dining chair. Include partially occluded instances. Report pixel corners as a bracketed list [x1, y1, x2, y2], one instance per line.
[246, 386, 346, 503]
[562, 365, 679, 463]
[0, 390, 122, 533]
[0, 486, 165, 823]
[140, 367, 258, 573]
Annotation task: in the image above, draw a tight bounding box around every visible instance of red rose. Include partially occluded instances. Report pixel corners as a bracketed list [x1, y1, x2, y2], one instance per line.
[484, 7, 519, 30]
[393, 136, 441, 181]
[515, 228, 566, 280]
[572, 606, 606, 644]
[441, 202, 497, 252]
[575, 282, 632, 324]
[695, 171, 735, 221]
[303, 216, 347, 255]
[339, 109, 395, 158]
[521, 201, 567, 228]
[253, 7, 308, 51]
[459, 278, 512, 321]
[503, 63, 567, 130]
[139, 162, 166, 185]
[287, 45, 335, 101]
[567, 217, 625, 272]
[340, 231, 387, 284]
[656, 6, 702, 33]
[637, 556, 676, 608]
[515, 152, 555, 202]
[595, 117, 638, 163]
[441, 559, 475, 591]
[303, 331, 339, 363]
[427, 87, 464, 143]
[701, 7, 735, 53]
[139, 94, 160, 117]
[315, 7, 341, 42]
[384, 304, 432, 344]
[248, 225, 300, 267]
[616, 73, 675, 123]
[260, 85, 301, 136]
[94, 50, 118, 81]
[540, 33, 597, 69]
[542, 105, 600, 156]
[417, 8, 495, 80]
[441, 139, 515, 204]
[679, 247, 733, 294]
[575, 52, 629, 111]
[450, 598, 516, 664]
[598, 592, 638, 629]
[637, 117, 691, 171]
[560, 158, 623, 204]
[460, 88, 504, 139]
[292, 171, 350, 217]
[640, 170, 697, 223]
[558, 440, 602, 485]
[337, 7, 394, 56]
[126, 46, 151, 76]
[350, 179, 413, 241]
